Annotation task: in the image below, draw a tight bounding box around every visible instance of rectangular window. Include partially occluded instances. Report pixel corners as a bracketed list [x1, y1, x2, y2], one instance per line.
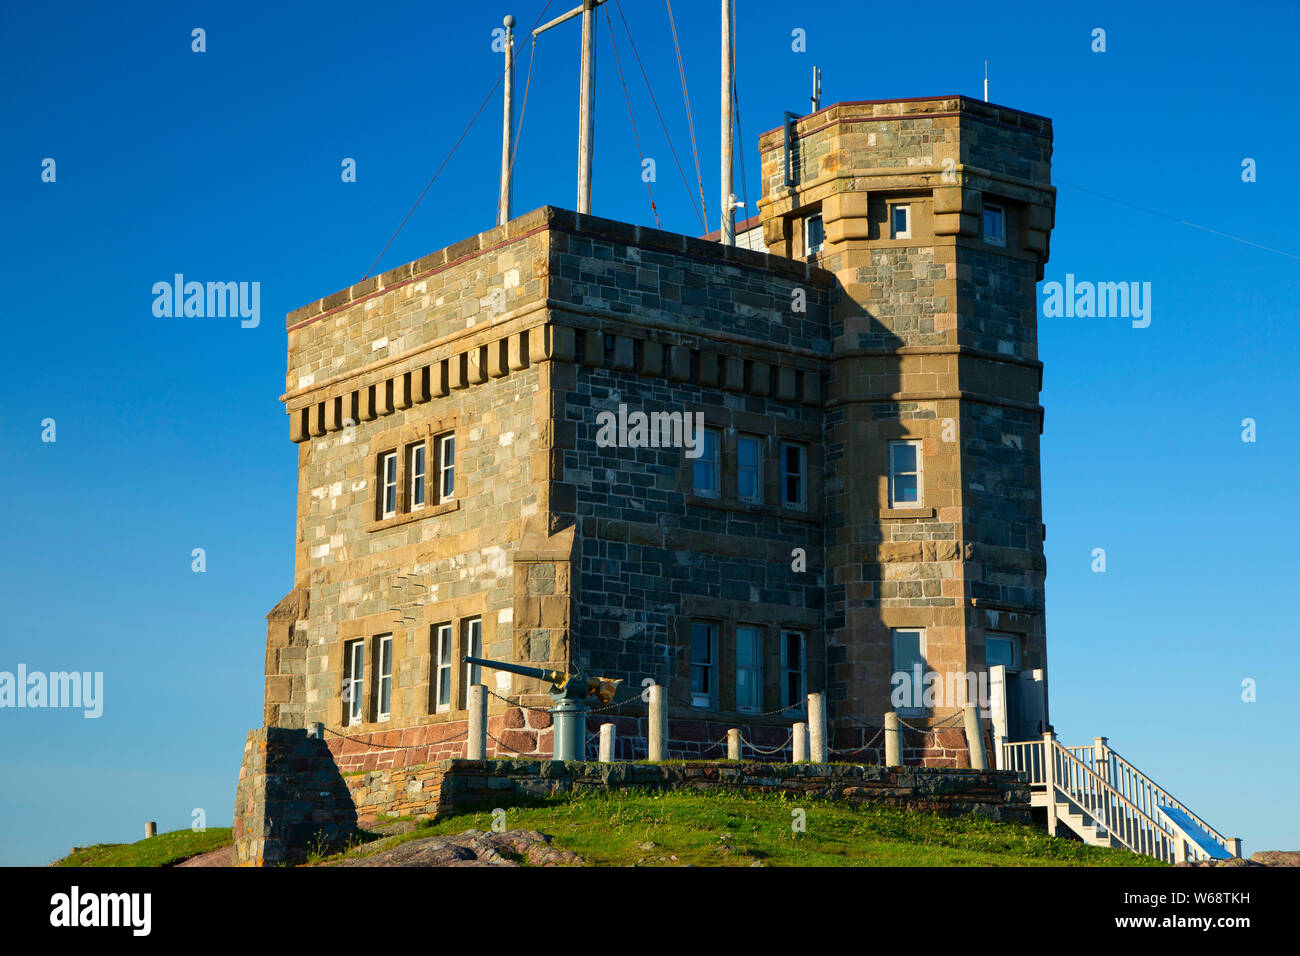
[693, 428, 720, 498]
[407, 443, 426, 510]
[983, 203, 1006, 246]
[736, 626, 763, 713]
[375, 634, 393, 720]
[804, 214, 825, 255]
[890, 203, 911, 239]
[437, 433, 456, 503]
[463, 617, 482, 701]
[737, 435, 763, 504]
[985, 632, 1021, 673]
[433, 624, 453, 713]
[380, 451, 398, 518]
[888, 440, 922, 508]
[780, 442, 806, 508]
[690, 621, 717, 708]
[892, 628, 927, 715]
[344, 639, 364, 726]
[780, 630, 806, 712]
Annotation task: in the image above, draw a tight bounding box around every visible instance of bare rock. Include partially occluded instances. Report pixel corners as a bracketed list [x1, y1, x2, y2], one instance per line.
[337, 829, 582, 867]
[1252, 850, 1300, 867]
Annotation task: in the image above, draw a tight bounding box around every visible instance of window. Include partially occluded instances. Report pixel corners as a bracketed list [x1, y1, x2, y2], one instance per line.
[407, 443, 426, 510]
[463, 617, 482, 700]
[380, 451, 398, 518]
[690, 621, 717, 708]
[433, 624, 453, 713]
[804, 213, 825, 255]
[780, 631, 806, 712]
[375, 634, 393, 720]
[888, 440, 922, 508]
[892, 628, 927, 715]
[983, 203, 1006, 246]
[693, 428, 720, 498]
[736, 626, 763, 713]
[437, 433, 456, 503]
[985, 632, 1021, 673]
[780, 442, 806, 508]
[737, 435, 763, 504]
[890, 203, 911, 239]
[344, 639, 364, 726]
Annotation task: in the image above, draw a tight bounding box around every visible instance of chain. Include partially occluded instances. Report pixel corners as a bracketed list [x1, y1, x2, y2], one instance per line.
[737, 731, 794, 755]
[323, 726, 466, 750]
[829, 725, 885, 756]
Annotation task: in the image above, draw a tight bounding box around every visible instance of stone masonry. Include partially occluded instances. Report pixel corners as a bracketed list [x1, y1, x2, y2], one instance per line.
[243, 94, 1056, 837]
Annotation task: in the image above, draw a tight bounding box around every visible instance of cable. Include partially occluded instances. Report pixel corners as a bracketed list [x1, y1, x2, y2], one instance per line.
[613, 0, 706, 231]
[604, 5, 660, 227]
[664, 0, 708, 226]
[361, 1, 556, 281]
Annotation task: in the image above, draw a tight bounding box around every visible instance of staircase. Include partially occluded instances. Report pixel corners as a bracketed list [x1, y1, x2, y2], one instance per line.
[1001, 734, 1242, 864]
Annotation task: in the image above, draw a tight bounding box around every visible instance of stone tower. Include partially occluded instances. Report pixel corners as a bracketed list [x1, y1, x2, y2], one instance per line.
[757, 96, 1056, 748]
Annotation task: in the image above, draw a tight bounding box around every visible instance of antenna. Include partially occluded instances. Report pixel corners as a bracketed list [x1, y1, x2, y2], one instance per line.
[811, 65, 822, 111]
[983, 60, 988, 102]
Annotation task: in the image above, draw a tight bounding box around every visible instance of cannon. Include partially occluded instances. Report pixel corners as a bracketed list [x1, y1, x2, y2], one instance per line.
[463, 656, 621, 760]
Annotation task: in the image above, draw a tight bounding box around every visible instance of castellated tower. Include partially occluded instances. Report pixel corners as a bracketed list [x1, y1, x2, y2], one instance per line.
[757, 96, 1056, 751]
[260, 94, 1055, 793]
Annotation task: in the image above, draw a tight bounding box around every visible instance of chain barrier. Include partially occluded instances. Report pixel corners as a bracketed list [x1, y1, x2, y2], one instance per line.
[736, 731, 794, 755]
[323, 726, 467, 750]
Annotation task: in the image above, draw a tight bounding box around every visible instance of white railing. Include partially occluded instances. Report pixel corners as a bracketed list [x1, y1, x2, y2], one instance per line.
[999, 735, 1235, 864]
[1101, 744, 1233, 855]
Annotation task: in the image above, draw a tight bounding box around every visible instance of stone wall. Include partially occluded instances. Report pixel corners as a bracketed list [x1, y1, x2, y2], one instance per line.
[232, 727, 357, 866]
[435, 758, 1030, 822]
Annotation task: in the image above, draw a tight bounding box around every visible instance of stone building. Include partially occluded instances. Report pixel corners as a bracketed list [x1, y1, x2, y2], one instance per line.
[260, 94, 1056, 806]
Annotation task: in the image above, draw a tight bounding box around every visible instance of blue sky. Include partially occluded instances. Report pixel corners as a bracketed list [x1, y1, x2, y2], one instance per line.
[2, 0, 1297, 865]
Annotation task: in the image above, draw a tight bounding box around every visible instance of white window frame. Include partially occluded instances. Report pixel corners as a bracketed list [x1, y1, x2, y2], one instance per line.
[737, 434, 763, 504]
[380, 451, 398, 519]
[780, 630, 806, 713]
[463, 617, 482, 704]
[375, 634, 393, 721]
[433, 623, 453, 713]
[888, 439, 923, 509]
[736, 625, 763, 714]
[690, 621, 718, 709]
[984, 632, 1021, 674]
[890, 203, 912, 240]
[892, 628, 927, 716]
[407, 442, 426, 511]
[983, 203, 1006, 247]
[344, 639, 365, 726]
[780, 442, 806, 509]
[804, 213, 825, 256]
[437, 433, 456, 504]
[693, 428, 721, 498]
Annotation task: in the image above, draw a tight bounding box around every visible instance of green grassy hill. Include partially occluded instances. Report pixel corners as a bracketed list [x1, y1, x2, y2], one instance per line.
[52, 790, 1160, 867]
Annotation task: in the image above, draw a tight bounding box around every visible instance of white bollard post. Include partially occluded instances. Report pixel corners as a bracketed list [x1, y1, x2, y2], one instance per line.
[467, 684, 487, 759]
[807, 692, 828, 763]
[648, 684, 666, 761]
[885, 711, 902, 767]
[145, 821, 157, 839]
[792, 721, 808, 763]
[598, 722, 615, 762]
[963, 703, 987, 771]
[727, 728, 741, 760]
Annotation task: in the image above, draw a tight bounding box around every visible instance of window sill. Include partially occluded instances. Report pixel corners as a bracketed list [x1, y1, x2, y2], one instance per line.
[879, 506, 935, 520]
[367, 497, 460, 533]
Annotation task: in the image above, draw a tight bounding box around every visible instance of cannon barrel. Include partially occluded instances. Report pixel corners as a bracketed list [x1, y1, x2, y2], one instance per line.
[463, 655, 564, 687]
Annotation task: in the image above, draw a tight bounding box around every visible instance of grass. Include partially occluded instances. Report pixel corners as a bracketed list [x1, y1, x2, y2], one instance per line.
[54, 828, 233, 868]
[323, 789, 1164, 867]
